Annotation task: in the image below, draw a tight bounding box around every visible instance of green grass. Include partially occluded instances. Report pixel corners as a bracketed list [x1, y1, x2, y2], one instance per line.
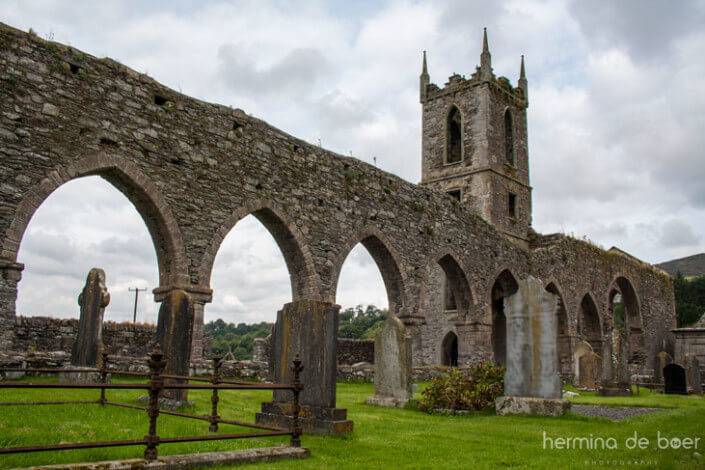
[1, 379, 704, 469]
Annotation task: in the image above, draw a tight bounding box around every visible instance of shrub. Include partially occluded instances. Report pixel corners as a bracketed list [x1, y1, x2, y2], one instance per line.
[419, 362, 505, 412]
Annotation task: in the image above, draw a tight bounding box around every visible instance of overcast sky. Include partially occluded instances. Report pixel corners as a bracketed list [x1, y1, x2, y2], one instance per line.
[5, 0, 705, 325]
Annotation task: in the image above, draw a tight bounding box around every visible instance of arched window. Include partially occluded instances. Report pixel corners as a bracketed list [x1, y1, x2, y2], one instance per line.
[504, 108, 514, 165]
[446, 106, 462, 164]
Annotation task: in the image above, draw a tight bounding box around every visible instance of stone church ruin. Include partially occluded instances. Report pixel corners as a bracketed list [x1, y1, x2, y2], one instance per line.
[0, 22, 678, 424]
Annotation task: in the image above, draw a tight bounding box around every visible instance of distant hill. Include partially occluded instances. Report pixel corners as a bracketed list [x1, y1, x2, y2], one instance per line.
[656, 253, 705, 277]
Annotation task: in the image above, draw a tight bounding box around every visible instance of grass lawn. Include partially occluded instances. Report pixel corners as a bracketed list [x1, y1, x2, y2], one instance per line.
[0, 378, 704, 469]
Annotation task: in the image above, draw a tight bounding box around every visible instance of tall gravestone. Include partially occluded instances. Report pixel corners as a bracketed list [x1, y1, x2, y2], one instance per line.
[256, 300, 353, 434]
[664, 363, 687, 395]
[597, 329, 632, 396]
[685, 354, 702, 394]
[366, 316, 412, 407]
[572, 341, 592, 384]
[654, 351, 672, 384]
[578, 351, 602, 389]
[71, 268, 110, 367]
[155, 289, 194, 403]
[495, 276, 570, 416]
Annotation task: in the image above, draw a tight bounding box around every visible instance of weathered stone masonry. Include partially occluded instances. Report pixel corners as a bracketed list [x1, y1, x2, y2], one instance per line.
[0, 23, 675, 377]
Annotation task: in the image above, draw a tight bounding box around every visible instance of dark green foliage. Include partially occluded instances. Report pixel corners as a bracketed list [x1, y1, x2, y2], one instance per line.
[674, 272, 705, 327]
[337, 305, 387, 339]
[418, 362, 505, 412]
[204, 319, 272, 360]
[613, 299, 626, 338]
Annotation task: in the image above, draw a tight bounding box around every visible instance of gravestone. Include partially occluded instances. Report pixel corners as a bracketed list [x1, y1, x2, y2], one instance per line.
[654, 351, 672, 384]
[70, 268, 110, 373]
[685, 354, 702, 394]
[663, 363, 687, 395]
[256, 300, 353, 434]
[597, 329, 632, 396]
[366, 316, 412, 407]
[572, 341, 592, 384]
[155, 289, 194, 403]
[577, 351, 602, 389]
[495, 276, 570, 416]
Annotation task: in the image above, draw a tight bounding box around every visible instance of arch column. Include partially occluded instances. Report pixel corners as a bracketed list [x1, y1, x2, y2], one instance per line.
[154, 284, 213, 362]
[398, 308, 425, 367]
[0, 261, 23, 350]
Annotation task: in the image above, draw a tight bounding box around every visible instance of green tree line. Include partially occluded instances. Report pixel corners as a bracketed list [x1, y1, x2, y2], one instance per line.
[674, 272, 705, 327]
[205, 305, 387, 360]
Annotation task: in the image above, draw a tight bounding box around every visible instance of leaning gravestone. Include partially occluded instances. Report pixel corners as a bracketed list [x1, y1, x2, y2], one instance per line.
[654, 351, 672, 384]
[366, 316, 412, 407]
[62, 268, 110, 382]
[578, 351, 602, 389]
[495, 276, 570, 416]
[685, 354, 702, 394]
[664, 363, 687, 395]
[597, 329, 632, 396]
[155, 289, 194, 404]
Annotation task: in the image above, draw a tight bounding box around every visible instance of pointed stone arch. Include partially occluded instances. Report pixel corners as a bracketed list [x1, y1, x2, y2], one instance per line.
[489, 268, 519, 367]
[329, 227, 407, 315]
[445, 105, 463, 164]
[578, 293, 603, 352]
[441, 330, 458, 367]
[503, 107, 514, 165]
[608, 275, 646, 366]
[544, 280, 571, 375]
[198, 199, 320, 301]
[1, 153, 187, 286]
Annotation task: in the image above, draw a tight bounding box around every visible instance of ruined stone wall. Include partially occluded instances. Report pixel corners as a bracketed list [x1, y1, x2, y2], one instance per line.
[0, 23, 676, 376]
[251, 334, 373, 365]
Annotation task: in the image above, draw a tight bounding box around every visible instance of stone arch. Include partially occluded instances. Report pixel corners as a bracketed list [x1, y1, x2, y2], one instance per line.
[445, 105, 463, 164]
[578, 293, 603, 352]
[608, 275, 646, 366]
[198, 199, 320, 301]
[489, 268, 519, 367]
[437, 252, 474, 320]
[441, 330, 458, 367]
[504, 107, 514, 165]
[1, 154, 187, 286]
[329, 227, 407, 315]
[545, 280, 571, 375]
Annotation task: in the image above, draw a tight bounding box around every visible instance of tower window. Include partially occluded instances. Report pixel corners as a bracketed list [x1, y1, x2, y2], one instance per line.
[504, 108, 514, 165]
[508, 192, 517, 218]
[447, 189, 461, 201]
[446, 106, 462, 164]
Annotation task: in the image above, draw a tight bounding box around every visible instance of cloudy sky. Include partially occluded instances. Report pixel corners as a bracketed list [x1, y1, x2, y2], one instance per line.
[4, 0, 705, 325]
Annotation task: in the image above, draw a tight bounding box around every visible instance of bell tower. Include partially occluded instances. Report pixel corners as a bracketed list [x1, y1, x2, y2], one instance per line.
[419, 29, 531, 246]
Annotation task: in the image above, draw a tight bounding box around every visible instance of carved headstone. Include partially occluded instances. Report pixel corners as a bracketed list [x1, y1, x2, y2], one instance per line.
[495, 276, 570, 416]
[578, 351, 602, 389]
[663, 363, 687, 395]
[573, 341, 592, 386]
[597, 329, 632, 396]
[71, 268, 110, 367]
[685, 354, 702, 394]
[654, 351, 672, 384]
[155, 289, 194, 403]
[366, 316, 412, 407]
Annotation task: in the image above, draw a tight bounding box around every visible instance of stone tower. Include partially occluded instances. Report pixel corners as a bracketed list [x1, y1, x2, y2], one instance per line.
[419, 29, 531, 245]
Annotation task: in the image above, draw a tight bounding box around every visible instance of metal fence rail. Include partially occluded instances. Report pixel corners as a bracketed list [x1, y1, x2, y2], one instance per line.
[0, 349, 304, 461]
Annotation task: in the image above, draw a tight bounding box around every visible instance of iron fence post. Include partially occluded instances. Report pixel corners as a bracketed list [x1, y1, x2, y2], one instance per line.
[290, 354, 303, 448]
[144, 348, 165, 460]
[209, 354, 222, 432]
[99, 352, 108, 406]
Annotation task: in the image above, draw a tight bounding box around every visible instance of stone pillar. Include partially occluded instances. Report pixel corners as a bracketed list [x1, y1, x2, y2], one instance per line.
[71, 268, 110, 367]
[256, 300, 353, 434]
[597, 329, 632, 396]
[252, 337, 269, 363]
[456, 320, 492, 365]
[366, 316, 412, 407]
[155, 289, 194, 403]
[0, 261, 23, 351]
[154, 285, 212, 362]
[685, 354, 702, 394]
[398, 311, 425, 368]
[495, 276, 570, 417]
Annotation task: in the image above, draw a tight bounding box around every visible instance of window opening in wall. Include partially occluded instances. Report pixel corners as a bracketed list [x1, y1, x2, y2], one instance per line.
[446, 106, 462, 164]
[508, 193, 516, 219]
[441, 331, 458, 367]
[443, 275, 457, 311]
[154, 95, 167, 106]
[447, 189, 461, 202]
[504, 108, 514, 165]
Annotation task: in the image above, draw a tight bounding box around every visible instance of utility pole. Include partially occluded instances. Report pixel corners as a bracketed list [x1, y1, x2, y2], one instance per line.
[128, 287, 147, 326]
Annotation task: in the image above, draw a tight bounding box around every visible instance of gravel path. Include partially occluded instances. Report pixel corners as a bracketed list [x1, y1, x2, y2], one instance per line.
[571, 405, 665, 420]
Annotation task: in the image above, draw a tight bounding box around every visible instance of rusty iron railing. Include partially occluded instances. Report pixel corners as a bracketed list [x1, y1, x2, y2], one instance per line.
[0, 349, 304, 461]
